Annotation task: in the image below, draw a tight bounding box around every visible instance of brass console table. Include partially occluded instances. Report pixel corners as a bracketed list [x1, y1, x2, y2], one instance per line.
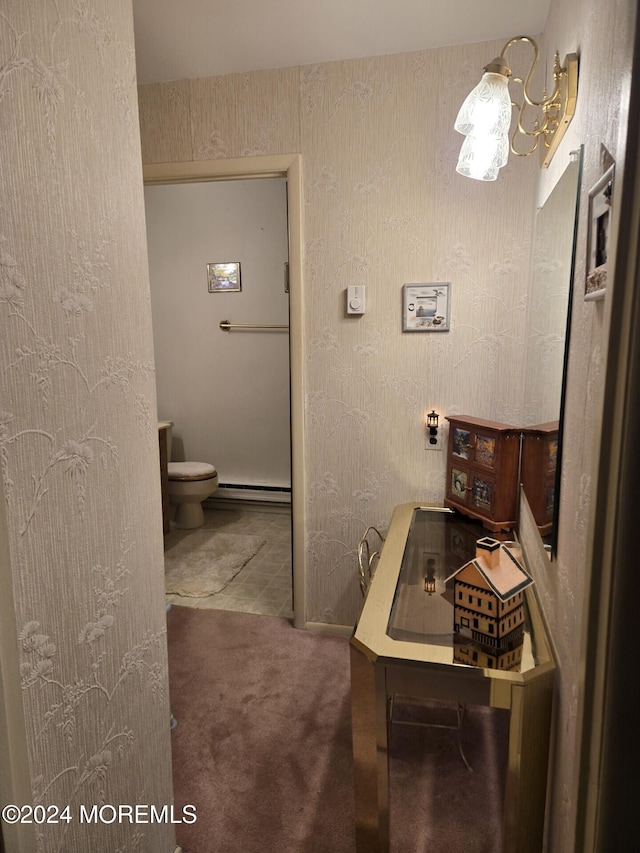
[350, 503, 555, 852]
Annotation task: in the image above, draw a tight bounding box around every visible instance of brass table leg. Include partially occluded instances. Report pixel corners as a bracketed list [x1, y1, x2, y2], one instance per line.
[503, 677, 554, 851]
[350, 644, 389, 853]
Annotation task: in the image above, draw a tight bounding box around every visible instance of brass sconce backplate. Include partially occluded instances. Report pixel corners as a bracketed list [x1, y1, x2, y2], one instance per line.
[541, 53, 579, 168]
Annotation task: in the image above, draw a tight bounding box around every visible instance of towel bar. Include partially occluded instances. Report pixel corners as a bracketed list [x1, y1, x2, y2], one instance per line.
[219, 320, 289, 331]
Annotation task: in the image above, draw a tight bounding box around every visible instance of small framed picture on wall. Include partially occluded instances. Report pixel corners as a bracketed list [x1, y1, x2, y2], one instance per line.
[585, 164, 614, 301]
[402, 282, 451, 331]
[207, 262, 241, 292]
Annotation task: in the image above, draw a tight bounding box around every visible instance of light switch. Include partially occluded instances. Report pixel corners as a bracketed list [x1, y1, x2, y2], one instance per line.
[347, 285, 366, 315]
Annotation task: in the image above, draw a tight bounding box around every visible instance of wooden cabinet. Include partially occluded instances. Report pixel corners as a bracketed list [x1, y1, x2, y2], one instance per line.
[520, 421, 558, 537]
[444, 416, 559, 536]
[444, 416, 521, 533]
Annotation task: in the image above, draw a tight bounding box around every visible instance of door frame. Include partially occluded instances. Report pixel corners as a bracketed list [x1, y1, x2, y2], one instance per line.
[0, 474, 37, 852]
[143, 154, 306, 628]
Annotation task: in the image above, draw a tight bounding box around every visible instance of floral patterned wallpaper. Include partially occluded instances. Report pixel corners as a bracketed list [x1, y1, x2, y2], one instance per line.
[528, 0, 634, 849]
[1, 0, 630, 849]
[1, 2, 174, 851]
[138, 7, 637, 847]
[138, 37, 540, 628]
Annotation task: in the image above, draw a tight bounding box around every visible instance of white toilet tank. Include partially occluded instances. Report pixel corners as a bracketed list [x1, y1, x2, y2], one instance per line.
[159, 420, 173, 461]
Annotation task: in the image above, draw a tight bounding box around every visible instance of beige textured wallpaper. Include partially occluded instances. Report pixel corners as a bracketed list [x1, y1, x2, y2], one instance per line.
[138, 7, 636, 846]
[138, 38, 540, 629]
[531, 0, 635, 849]
[0, 0, 628, 849]
[1, 2, 174, 851]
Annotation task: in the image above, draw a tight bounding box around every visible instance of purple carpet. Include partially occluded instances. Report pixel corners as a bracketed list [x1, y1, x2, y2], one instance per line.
[167, 607, 507, 852]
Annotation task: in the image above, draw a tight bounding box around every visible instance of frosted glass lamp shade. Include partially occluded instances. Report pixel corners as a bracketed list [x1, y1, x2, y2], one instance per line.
[456, 132, 509, 182]
[455, 72, 512, 137]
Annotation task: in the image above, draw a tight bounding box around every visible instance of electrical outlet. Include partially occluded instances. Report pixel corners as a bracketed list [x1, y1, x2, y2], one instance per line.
[425, 431, 442, 451]
[424, 424, 446, 450]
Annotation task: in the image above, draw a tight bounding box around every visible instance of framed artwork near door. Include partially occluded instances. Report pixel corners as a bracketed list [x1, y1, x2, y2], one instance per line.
[207, 261, 241, 292]
[402, 282, 451, 331]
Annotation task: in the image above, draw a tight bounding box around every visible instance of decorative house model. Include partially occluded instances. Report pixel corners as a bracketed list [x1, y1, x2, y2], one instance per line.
[446, 537, 534, 655]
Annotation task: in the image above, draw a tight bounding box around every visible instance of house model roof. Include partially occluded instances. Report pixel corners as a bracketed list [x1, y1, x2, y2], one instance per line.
[446, 537, 534, 602]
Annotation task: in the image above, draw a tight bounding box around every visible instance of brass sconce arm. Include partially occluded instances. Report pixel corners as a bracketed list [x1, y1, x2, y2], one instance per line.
[455, 34, 579, 179]
[500, 36, 563, 110]
[501, 38, 578, 162]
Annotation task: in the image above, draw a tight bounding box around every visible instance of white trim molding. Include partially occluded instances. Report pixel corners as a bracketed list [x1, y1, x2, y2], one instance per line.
[143, 155, 306, 630]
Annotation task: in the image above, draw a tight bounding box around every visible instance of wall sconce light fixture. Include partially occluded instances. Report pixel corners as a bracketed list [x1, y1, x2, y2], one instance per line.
[426, 410, 439, 445]
[454, 36, 578, 181]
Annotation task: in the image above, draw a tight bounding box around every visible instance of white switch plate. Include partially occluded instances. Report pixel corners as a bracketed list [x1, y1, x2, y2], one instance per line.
[346, 285, 366, 315]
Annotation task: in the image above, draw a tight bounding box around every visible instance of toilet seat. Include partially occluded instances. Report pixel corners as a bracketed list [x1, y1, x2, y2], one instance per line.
[168, 461, 217, 482]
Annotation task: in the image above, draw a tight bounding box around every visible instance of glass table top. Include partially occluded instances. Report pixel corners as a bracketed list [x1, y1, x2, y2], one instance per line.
[386, 507, 537, 673]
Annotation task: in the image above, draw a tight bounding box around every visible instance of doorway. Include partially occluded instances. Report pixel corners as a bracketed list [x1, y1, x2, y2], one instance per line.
[144, 175, 292, 616]
[143, 154, 305, 628]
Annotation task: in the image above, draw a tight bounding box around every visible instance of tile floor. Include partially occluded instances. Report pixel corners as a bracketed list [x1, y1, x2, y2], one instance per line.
[164, 505, 293, 618]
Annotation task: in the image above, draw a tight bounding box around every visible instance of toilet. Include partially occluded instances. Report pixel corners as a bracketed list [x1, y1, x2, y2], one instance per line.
[165, 423, 219, 529]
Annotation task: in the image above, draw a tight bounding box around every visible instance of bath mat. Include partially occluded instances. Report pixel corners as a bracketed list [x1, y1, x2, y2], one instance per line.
[164, 531, 265, 597]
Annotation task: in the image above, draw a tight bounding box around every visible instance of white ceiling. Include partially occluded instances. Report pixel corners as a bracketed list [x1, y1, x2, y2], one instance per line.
[132, 0, 551, 85]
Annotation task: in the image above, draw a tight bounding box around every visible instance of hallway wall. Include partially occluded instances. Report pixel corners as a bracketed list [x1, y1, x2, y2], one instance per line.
[138, 14, 638, 847]
[521, 0, 637, 849]
[138, 38, 540, 627]
[0, 2, 174, 850]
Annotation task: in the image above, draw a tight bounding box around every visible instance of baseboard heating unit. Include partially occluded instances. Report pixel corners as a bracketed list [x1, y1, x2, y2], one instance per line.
[208, 483, 291, 505]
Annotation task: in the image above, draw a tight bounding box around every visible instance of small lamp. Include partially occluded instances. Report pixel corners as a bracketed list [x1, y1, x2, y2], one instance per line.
[427, 410, 439, 445]
[424, 559, 437, 595]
